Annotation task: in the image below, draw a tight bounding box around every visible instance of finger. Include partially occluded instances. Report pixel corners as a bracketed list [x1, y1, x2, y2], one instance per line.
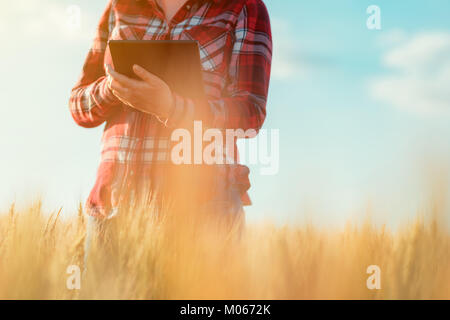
[110, 78, 129, 94]
[114, 91, 145, 113]
[105, 64, 113, 75]
[106, 75, 112, 90]
[109, 67, 141, 88]
[105, 64, 116, 82]
[133, 64, 160, 84]
[112, 89, 133, 106]
[112, 86, 132, 102]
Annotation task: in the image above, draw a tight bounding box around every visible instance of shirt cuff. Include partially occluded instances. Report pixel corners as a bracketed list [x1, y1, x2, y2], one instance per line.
[98, 76, 122, 109]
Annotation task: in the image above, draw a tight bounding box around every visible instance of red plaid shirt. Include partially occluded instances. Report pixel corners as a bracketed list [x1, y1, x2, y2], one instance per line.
[69, 0, 272, 218]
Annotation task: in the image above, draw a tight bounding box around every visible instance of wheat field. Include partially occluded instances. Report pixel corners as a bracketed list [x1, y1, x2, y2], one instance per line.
[0, 198, 448, 300]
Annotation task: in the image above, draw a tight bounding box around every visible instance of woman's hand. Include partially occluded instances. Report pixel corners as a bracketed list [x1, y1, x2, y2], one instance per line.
[105, 64, 173, 119]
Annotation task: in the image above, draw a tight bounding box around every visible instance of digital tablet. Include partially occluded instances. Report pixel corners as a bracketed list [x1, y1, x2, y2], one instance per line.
[108, 40, 205, 99]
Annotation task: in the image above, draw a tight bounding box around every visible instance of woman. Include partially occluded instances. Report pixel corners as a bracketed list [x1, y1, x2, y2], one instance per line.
[69, 0, 272, 254]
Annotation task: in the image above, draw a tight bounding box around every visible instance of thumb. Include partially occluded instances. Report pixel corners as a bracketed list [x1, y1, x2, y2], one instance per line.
[133, 64, 157, 83]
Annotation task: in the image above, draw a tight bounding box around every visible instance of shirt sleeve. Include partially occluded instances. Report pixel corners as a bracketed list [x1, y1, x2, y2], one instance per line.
[68, 0, 121, 128]
[166, 0, 272, 135]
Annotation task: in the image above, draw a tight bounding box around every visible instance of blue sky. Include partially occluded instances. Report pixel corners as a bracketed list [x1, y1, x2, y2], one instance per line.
[0, 0, 449, 228]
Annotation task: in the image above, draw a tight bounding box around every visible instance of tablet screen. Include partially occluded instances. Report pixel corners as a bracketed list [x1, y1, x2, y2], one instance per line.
[108, 40, 205, 100]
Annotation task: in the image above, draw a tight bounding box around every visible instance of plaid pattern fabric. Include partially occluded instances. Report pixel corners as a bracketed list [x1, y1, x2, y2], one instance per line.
[69, 0, 272, 217]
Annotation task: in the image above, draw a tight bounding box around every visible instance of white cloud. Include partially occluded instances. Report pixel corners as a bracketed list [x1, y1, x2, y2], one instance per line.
[376, 29, 408, 47]
[369, 31, 450, 115]
[270, 18, 307, 80]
